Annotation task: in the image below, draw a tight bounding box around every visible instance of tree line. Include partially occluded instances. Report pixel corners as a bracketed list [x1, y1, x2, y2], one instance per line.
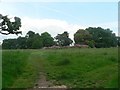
[0, 14, 119, 49]
[2, 27, 119, 49]
[2, 31, 72, 49]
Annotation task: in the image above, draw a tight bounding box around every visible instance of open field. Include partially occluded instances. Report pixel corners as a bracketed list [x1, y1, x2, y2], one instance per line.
[2, 48, 118, 88]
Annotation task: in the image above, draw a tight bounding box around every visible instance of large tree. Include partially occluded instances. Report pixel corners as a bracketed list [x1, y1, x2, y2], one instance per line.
[55, 31, 73, 46]
[0, 14, 22, 35]
[25, 31, 43, 49]
[74, 29, 92, 45]
[31, 33, 43, 49]
[41, 32, 54, 47]
[25, 31, 36, 48]
[17, 36, 27, 49]
[86, 27, 117, 48]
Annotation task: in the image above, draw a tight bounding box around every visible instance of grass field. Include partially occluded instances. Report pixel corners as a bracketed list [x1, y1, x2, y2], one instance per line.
[2, 48, 118, 88]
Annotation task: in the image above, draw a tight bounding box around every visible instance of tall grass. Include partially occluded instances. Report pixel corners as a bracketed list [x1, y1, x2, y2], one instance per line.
[41, 48, 118, 88]
[2, 48, 118, 88]
[2, 50, 30, 88]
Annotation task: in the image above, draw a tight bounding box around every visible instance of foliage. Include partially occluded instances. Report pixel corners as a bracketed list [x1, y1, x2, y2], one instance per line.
[74, 27, 117, 48]
[2, 26, 118, 49]
[17, 37, 27, 49]
[87, 40, 95, 48]
[74, 29, 92, 45]
[85, 27, 117, 48]
[26, 31, 35, 38]
[55, 31, 73, 46]
[2, 39, 17, 49]
[2, 30, 56, 49]
[25, 31, 43, 49]
[41, 32, 54, 47]
[0, 14, 22, 35]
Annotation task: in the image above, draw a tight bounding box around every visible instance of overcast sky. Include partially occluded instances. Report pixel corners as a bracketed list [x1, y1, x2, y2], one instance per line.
[0, 2, 118, 43]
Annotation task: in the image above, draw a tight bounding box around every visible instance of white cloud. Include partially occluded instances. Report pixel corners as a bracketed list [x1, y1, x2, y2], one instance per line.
[20, 17, 85, 40]
[0, 17, 85, 43]
[0, 17, 85, 41]
[0, 17, 118, 44]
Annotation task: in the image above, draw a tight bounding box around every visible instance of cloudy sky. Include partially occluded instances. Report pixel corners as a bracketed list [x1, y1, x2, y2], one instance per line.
[0, 1, 118, 43]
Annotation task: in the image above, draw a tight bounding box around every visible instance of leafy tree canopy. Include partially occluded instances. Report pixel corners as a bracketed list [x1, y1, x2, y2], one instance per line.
[0, 14, 22, 35]
[55, 31, 73, 46]
[41, 32, 54, 47]
[74, 29, 92, 45]
[85, 27, 117, 48]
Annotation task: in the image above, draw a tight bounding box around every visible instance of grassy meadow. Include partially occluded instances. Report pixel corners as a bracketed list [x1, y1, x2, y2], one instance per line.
[2, 48, 118, 88]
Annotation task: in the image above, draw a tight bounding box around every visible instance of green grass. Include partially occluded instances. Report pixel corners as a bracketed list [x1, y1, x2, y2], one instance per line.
[2, 50, 45, 88]
[39, 48, 118, 88]
[2, 50, 30, 88]
[2, 48, 118, 88]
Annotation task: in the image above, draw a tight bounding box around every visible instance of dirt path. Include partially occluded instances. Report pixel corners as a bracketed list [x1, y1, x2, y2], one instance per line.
[34, 72, 50, 88]
[33, 72, 67, 89]
[32, 57, 67, 89]
[33, 56, 50, 88]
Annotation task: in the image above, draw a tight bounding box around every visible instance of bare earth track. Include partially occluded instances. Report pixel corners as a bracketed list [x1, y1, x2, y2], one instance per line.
[29, 53, 67, 90]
